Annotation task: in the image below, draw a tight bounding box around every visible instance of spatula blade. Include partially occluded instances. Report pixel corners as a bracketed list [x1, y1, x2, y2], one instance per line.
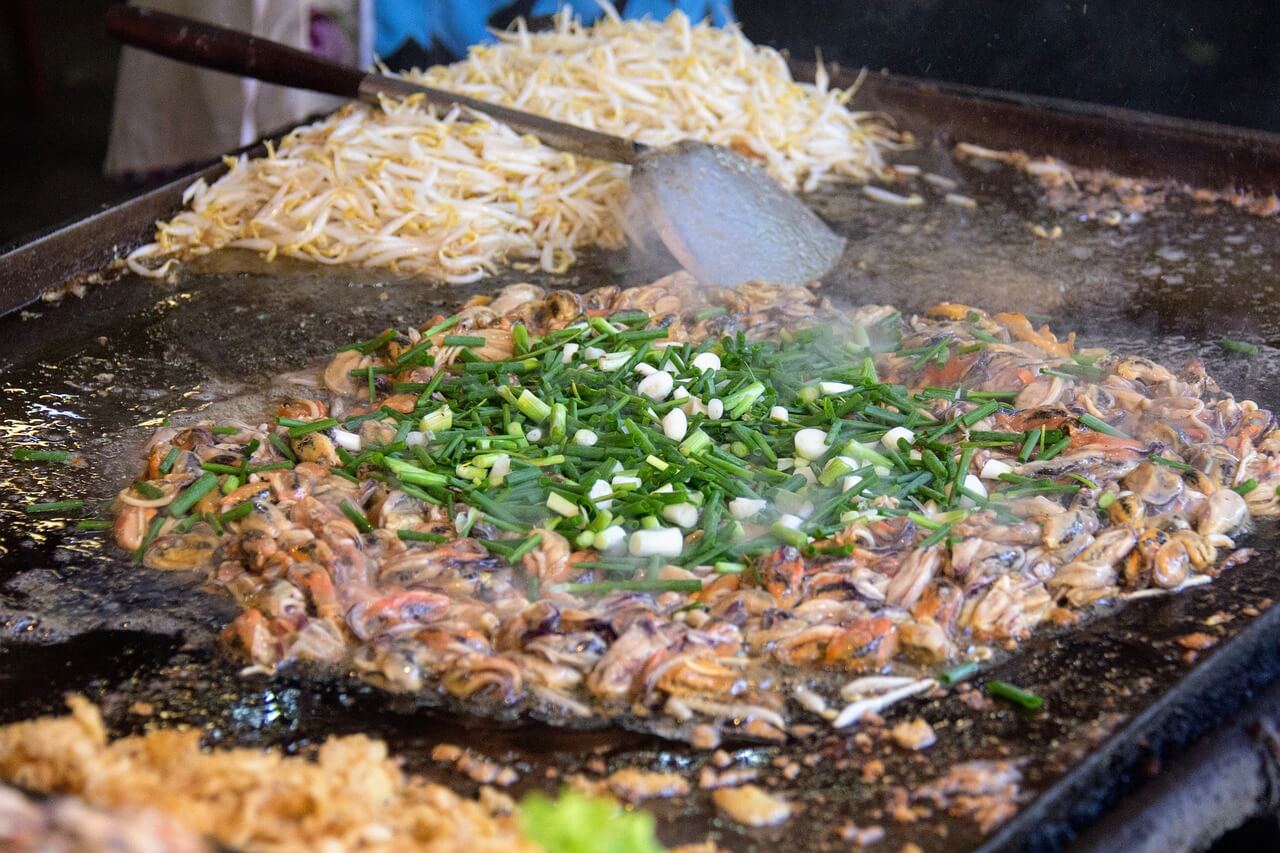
[630, 141, 846, 287]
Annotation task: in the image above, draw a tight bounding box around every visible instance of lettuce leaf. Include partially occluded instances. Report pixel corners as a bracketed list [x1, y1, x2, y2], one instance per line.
[518, 789, 664, 853]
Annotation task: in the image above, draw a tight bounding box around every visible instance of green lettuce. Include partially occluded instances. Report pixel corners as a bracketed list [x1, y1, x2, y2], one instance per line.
[518, 789, 665, 853]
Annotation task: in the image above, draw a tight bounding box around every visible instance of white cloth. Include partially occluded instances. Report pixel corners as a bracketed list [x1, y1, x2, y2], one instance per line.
[105, 0, 366, 176]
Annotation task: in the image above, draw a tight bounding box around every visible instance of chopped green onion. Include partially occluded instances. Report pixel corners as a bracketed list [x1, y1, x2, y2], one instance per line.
[397, 529, 449, 544]
[268, 433, 296, 462]
[339, 328, 396, 354]
[443, 335, 487, 347]
[818, 455, 856, 487]
[1150, 454, 1192, 471]
[1220, 337, 1259, 356]
[549, 403, 567, 441]
[287, 417, 338, 438]
[134, 514, 165, 562]
[1038, 436, 1071, 461]
[158, 447, 180, 474]
[339, 499, 373, 533]
[960, 400, 1000, 426]
[770, 521, 808, 548]
[509, 533, 543, 564]
[558, 579, 702, 594]
[12, 448, 72, 463]
[986, 680, 1043, 711]
[939, 661, 978, 685]
[420, 404, 453, 433]
[517, 389, 552, 422]
[1234, 478, 1258, 496]
[219, 502, 254, 523]
[1078, 413, 1129, 439]
[678, 429, 712, 457]
[546, 492, 578, 518]
[385, 457, 449, 487]
[25, 499, 84, 514]
[1017, 429, 1040, 463]
[169, 472, 218, 517]
[75, 519, 112, 531]
[421, 314, 461, 338]
[133, 481, 166, 500]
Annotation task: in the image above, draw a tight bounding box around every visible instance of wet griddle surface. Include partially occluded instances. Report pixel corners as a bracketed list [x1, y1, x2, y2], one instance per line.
[3, 153, 1280, 852]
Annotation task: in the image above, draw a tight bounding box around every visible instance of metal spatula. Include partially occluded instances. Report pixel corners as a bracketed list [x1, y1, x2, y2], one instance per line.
[105, 5, 846, 287]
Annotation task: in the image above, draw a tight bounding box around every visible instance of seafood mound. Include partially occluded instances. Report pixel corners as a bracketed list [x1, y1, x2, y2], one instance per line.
[114, 274, 1280, 743]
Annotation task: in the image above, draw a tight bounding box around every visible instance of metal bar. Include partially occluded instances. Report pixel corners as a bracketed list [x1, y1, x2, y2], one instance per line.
[0, 163, 215, 318]
[1071, 679, 1280, 853]
[979, 597, 1280, 852]
[817, 65, 1280, 195]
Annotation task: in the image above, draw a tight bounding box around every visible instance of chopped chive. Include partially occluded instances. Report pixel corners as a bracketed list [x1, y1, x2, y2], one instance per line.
[12, 448, 72, 463]
[339, 499, 373, 533]
[919, 523, 953, 548]
[169, 472, 219, 517]
[1220, 337, 1259, 356]
[158, 447, 180, 474]
[397, 529, 449, 544]
[939, 661, 978, 685]
[133, 481, 166, 500]
[219, 502, 254, 523]
[268, 433, 296, 462]
[517, 389, 552, 422]
[508, 533, 544, 564]
[134, 514, 165, 562]
[1078, 413, 1129, 439]
[421, 314, 461, 338]
[25, 499, 84, 514]
[75, 519, 112, 531]
[559, 579, 702, 594]
[248, 461, 294, 474]
[1150, 454, 1192, 471]
[443, 335, 487, 347]
[960, 400, 1000, 426]
[287, 417, 338, 437]
[338, 328, 396, 354]
[770, 522, 808, 548]
[1037, 436, 1071, 461]
[211, 425, 240, 435]
[1234, 478, 1258, 496]
[986, 680, 1043, 711]
[1098, 492, 1116, 509]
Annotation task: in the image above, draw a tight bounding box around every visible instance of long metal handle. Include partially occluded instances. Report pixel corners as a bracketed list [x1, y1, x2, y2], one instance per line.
[105, 5, 642, 166]
[355, 77, 641, 165]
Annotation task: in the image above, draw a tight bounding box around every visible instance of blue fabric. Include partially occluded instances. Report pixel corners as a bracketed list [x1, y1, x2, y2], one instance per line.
[607, 0, 734, 26]
[377, 1, 736, 59]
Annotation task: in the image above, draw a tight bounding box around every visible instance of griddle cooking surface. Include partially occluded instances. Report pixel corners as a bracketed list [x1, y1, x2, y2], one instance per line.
[3, 148, 1280, 852]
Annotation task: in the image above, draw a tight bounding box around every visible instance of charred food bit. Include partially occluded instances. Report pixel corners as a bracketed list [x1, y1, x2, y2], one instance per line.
[711, 785, 793, 827]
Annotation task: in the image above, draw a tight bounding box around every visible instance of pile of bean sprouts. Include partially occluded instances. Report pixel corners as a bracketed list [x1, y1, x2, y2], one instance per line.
[127, 9, 898, 283]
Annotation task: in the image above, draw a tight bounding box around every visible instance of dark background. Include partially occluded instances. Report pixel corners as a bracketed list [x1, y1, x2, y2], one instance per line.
[2, 0, 1279, 246]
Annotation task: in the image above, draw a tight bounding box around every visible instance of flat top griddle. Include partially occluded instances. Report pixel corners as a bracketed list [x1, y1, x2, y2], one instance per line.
[2, 73, 1280, 852]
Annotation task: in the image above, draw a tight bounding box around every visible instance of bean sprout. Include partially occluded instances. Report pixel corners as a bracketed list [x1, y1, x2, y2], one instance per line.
[127, 11, 899, 282]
